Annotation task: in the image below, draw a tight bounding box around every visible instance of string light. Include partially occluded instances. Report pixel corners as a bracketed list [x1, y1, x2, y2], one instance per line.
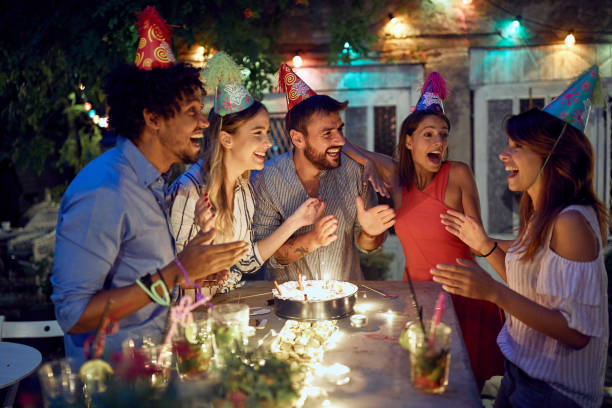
[485, 0, 612, 43]
[385, 14, 409, 38]
[78, 83, 109, 129]
[565, 32, 576, 47]
[500, 16, 522, 41]
[292, 51, 303, 68]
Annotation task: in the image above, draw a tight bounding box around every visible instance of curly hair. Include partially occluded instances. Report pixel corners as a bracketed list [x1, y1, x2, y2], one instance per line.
[102, 62, 204, 140]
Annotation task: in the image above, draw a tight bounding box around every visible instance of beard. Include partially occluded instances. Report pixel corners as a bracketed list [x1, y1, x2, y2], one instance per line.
[180, 148, 200, 165]
[304, 144, 342, 170]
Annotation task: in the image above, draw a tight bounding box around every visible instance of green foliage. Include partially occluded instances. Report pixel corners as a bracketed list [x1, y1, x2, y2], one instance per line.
[171, 1, 291, 100]
[360, 250, 395, 280]
[58, 100, 102, 174]
[215, 349, 300, 407]
[1, 0, 380, 198]
[0, 2, 137, 183]
[327, 0, 382, 65]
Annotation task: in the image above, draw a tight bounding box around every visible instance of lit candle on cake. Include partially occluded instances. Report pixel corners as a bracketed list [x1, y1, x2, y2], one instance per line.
[297, 267, 304, 291]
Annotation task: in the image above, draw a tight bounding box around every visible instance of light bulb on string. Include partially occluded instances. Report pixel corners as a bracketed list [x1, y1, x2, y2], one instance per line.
[565, 32, 576, 47]
[92, 115, 100, 124]
[385, 13, 409, 38]
[83, 102, 92, 112]
[88, 110, 96, 119]
[292, 51, 303, 68]
[510, 18, 521, 31]
[500, 16, 522, 41]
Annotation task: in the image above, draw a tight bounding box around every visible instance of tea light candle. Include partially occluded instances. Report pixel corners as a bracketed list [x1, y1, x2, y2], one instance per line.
[350, 314, 368, 328]
[325, 363, 350, 385]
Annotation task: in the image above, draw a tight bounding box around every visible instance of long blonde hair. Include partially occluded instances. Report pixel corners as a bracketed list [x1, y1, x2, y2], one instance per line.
[201, 100, 267, 242]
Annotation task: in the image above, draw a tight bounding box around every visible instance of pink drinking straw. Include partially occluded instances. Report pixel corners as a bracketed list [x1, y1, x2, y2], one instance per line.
[161, 295, 212, 360]
[428, 292, 446, 349]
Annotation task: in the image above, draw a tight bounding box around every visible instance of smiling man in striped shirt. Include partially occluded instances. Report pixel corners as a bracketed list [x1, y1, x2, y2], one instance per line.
[252, 65, 396, 282]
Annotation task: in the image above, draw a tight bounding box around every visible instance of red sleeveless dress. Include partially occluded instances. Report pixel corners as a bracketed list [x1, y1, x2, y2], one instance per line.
[395, 161, 505, 389]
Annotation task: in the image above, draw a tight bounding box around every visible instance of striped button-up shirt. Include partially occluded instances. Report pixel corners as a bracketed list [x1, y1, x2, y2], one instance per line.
[498, 205, 608, 408]
[251, 151, 378, 282]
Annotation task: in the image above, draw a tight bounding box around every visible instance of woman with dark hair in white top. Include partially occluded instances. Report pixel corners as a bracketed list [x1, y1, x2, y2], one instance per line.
[433, 66, 608, 408]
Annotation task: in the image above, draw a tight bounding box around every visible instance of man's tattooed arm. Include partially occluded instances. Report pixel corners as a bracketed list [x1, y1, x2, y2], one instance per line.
[273, 236, 314, 265]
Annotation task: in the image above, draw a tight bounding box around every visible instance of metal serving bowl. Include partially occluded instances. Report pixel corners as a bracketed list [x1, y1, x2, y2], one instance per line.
[274, 281, 358, 321]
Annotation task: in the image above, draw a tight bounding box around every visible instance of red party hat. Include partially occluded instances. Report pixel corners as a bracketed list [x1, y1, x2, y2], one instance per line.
[134, 6, 176, 70]
[278, 63, 316, 111]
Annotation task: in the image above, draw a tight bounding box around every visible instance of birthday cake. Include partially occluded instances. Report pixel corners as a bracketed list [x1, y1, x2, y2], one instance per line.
[273, 280, 358, 302]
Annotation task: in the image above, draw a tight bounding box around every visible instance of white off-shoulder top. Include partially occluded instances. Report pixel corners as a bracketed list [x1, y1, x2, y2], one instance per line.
[498, 205, 608, 408]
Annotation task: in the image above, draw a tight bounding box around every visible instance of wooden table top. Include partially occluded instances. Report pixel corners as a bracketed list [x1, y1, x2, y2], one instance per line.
[0, 341, 42, 388]
[213, 280, 482, 408]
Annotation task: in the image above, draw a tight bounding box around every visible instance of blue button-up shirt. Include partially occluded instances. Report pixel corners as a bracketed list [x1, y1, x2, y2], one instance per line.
[51, 137, 175, 364]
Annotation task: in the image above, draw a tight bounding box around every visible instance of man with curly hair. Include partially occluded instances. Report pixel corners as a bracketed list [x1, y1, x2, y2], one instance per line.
[51, 8, 248, 363]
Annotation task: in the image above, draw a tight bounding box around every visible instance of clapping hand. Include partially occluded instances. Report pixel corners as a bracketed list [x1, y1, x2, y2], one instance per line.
[440, 209, 491, 255]
[291, 197, 325, 228]
[431, 259, 497, 302]
[178, 231, 249, 282]
[195, 270, 230, 287]
[355, 196, 395, 237]
[194, 193, 215, 240]
[310, 213, 338, 248]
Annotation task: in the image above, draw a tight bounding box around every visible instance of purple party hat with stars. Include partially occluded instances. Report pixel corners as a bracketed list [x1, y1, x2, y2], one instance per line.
[415, 72, 448, 113]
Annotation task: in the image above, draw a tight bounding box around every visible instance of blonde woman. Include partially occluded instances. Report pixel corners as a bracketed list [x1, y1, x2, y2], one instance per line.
[169, 53, 321, 296]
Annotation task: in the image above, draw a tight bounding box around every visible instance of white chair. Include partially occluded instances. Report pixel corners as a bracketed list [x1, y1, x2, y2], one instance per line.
[0, 316, 64, 408]
[0, 316, 63, 340]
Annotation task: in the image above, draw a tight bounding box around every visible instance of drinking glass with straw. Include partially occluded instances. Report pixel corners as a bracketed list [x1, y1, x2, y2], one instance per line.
[403, 292, 452, 394]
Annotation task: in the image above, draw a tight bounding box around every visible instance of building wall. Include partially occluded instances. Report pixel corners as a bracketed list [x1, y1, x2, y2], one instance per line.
[276, 1, 612, 168]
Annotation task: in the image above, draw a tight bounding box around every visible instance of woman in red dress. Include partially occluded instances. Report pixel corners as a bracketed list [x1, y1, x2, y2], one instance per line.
[343, 72, 504, 390]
